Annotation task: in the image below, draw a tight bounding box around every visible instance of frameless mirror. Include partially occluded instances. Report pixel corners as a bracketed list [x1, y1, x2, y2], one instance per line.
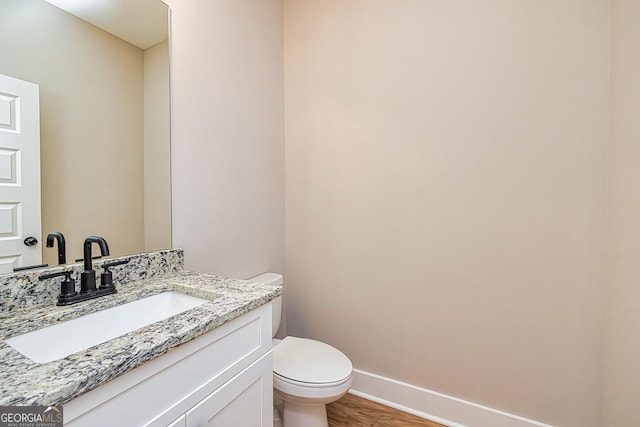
[0, 0, 171, 273]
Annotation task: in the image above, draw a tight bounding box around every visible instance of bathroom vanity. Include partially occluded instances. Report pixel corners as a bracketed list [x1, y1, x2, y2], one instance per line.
[0, 249, 281, 426]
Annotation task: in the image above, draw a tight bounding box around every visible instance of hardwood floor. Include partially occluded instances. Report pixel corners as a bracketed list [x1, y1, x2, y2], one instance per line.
[327, 393, 446, 427]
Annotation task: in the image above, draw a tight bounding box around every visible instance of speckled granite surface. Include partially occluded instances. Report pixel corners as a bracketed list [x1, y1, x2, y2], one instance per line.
[0, 269, 282, 406]
[0, 249, 184, 312]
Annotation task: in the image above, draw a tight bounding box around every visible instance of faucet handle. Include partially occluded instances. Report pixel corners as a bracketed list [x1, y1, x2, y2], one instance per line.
[99, 258, 129, 290]
[102, 259, 129, 269]
[40, 270, 77, 304]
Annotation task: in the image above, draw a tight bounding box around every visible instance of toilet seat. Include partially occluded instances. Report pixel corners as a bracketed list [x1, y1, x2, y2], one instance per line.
[273, 336, 352, 386]
[274, 371, 352, 389]
[273, 370, 352, 402]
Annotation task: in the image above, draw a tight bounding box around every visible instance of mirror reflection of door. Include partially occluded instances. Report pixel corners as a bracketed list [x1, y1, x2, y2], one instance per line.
[0, 74, 42, 273]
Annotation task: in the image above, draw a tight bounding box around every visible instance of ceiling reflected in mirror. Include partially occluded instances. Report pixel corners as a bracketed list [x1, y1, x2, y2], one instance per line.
[43, 0, 168, 49]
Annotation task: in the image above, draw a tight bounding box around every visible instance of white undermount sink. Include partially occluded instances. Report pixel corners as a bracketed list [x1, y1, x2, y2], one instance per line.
[4, 292, 209, 363]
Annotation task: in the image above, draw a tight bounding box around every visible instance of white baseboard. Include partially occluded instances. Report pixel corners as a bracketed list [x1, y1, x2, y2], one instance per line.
[349, 369, 554, 427]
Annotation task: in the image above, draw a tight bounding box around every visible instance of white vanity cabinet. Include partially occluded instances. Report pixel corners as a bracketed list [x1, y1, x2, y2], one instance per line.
[64, 303, 273, 427]
[167, 415, 186, 427]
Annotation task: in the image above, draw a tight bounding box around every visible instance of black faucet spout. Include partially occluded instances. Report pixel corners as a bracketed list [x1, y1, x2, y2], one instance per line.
[81, 236, 110, 293]
[46, 232, 66, 265]
[83, 236, 110, 271]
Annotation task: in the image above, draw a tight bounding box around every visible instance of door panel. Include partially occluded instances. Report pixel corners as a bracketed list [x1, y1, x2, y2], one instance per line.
[186, 353, 273, 427]
[0, 74, 41, 273]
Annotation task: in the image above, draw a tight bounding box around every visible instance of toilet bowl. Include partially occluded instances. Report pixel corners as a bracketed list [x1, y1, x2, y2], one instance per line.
[273, 336, 353, 427]
[250, 273, 353, 427]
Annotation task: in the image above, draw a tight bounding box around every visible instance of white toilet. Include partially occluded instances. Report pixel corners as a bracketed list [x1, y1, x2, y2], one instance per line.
[251, 273, 353, 427]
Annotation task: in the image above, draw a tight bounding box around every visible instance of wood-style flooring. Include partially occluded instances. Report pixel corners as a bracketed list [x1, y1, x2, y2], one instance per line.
[327, 393, 446, 427]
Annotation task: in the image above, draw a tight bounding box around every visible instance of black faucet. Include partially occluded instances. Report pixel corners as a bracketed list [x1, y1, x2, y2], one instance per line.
[39, 236, 128, 306]
[46, 232, 66, 265]
[80, 236, 110, 293]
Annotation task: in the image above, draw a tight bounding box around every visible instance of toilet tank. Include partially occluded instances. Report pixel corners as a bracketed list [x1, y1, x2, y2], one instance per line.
[249, 273, 283, 337]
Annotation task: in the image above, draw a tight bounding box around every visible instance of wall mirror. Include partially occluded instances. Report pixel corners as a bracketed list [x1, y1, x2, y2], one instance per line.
[0, 0, 171, 274]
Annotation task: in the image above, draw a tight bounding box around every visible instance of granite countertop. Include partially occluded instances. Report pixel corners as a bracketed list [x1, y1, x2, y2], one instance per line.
[0, 270, 282, 406]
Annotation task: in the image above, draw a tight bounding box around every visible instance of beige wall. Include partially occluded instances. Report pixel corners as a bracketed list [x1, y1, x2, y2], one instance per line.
[605, 1, 640, 425]
[144, 40, 172, 252]
[166, 0, 640, 424]
[168, 0, 285, 278]
[284, 1, 609, 426]
[0, 0, 145, 264]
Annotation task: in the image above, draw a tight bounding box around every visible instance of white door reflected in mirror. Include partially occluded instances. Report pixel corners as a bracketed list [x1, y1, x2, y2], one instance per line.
[0, 74, 41, 273]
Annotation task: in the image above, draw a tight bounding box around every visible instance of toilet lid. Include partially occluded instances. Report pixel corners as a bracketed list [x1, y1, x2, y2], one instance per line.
[273, 336, 352, 385]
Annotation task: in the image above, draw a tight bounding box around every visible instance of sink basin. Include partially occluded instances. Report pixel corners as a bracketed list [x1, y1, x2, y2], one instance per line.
[5, 292, 209, 363]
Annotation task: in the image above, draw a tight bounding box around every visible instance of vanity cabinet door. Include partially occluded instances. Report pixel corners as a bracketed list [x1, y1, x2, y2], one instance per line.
[185, 352, 272, 427]
[168, 415, 186, 427]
